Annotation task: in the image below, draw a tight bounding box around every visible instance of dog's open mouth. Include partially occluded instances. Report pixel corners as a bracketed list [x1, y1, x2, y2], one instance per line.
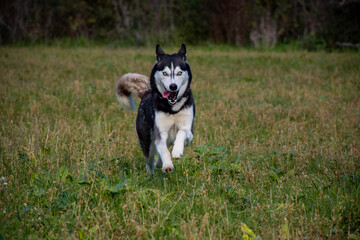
[162, 90, 178, 105]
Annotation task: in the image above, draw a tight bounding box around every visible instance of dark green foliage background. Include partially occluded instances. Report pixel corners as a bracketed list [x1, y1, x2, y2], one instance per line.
[1, 0, 359, 48]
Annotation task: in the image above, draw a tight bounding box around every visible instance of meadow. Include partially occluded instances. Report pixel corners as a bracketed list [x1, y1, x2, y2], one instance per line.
[0, 45, 359, 239]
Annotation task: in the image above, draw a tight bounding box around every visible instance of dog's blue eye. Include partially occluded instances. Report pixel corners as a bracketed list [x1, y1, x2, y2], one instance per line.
[163, 71, 168, 76]
[177, 71, 182, 76]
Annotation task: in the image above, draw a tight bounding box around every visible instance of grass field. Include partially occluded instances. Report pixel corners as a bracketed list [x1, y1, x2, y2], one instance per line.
[0, 46, 359, 239]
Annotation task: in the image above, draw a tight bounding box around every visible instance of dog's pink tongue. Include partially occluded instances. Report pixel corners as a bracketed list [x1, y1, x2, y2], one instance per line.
[162, 90, 171, 98]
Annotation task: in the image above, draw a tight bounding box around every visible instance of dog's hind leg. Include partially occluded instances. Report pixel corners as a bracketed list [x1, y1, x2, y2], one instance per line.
[154, 154, 162, 169]
[146, 142, 156, 174]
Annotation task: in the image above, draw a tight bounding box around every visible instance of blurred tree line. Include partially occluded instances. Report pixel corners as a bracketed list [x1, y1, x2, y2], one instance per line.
[0, 0, 359, 49]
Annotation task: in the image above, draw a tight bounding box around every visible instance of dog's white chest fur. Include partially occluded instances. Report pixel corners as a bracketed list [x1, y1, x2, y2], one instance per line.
[155, 105, 194, 141]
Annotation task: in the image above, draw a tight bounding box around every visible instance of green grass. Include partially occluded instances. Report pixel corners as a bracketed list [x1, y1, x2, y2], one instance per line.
[0, 46, 359, 239]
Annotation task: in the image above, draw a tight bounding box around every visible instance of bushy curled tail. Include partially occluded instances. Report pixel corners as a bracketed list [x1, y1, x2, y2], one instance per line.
[116, 73, 150, 111]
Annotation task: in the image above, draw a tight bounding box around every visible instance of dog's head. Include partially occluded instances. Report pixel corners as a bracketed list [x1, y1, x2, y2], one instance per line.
[152, 43, 191, 105]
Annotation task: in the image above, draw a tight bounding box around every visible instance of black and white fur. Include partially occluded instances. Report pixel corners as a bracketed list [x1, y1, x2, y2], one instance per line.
[116, 44, 195, 173]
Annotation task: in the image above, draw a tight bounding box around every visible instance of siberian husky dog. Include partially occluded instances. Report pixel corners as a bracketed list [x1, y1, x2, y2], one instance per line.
[116, 44, 195, 174]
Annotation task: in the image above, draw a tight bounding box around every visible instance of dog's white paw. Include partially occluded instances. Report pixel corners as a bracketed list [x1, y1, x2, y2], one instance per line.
[162, 162, 174, 173]
[171, 148, 183, 159]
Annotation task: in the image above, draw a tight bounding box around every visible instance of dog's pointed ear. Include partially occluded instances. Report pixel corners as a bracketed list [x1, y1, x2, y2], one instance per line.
[156, 44, 165, 62]
[177, 43, 187, 61]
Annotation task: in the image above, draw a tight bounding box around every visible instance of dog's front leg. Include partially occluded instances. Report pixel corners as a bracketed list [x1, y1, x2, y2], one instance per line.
[172, 129, 193, 159]
[172, 130, 186, 159]
[155, 132, 174, 173]
[172, 128, 193, 159]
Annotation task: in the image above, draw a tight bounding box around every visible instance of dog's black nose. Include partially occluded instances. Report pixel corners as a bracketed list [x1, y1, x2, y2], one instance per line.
[169, 84, 177, 91]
